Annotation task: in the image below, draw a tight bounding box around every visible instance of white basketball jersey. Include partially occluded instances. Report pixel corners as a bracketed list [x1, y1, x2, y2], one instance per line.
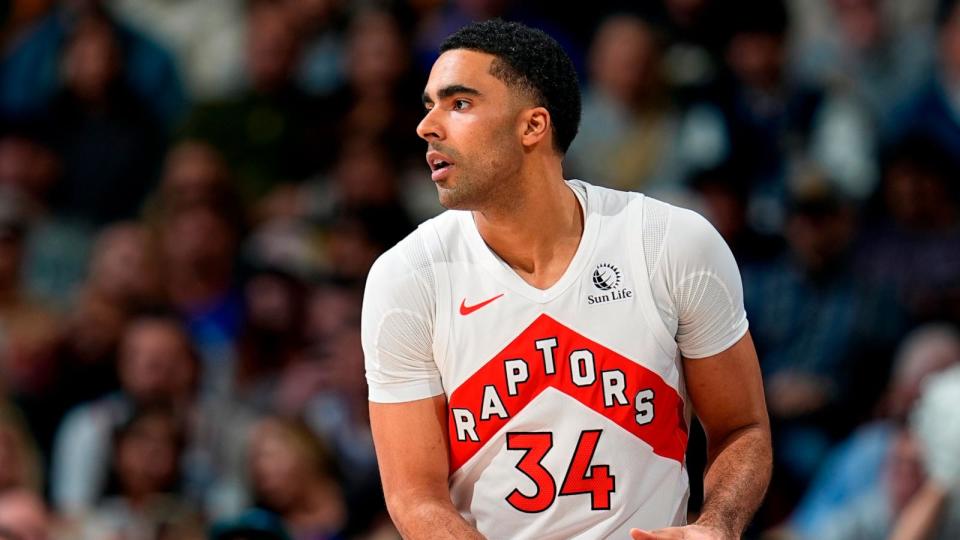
[362, 180, 748, 539]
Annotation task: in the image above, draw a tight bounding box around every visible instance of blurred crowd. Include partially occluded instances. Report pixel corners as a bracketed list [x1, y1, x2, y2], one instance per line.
[0, 0, 959, 539]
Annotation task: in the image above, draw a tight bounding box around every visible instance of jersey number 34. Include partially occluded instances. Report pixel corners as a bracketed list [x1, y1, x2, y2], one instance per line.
[506, 429, 614, 513]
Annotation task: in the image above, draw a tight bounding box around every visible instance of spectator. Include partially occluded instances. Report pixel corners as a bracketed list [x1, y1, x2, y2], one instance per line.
[0, 129, 92, 310]
[888, 0, 960, 163]
[181, 0, 323, 204]
[790, 0, 934, 134]
[743, 178, 905, 509]
[284, 0, 348, 96]
[658, 0, 729, 93]
[890, 365, 960, 539]
[0, 202, 60, 448]
[35, 10, 167, 226]
[248, 417, 347, 540]
[566, 13, 684, 191]
[0, 1, 186, 124]
[789, 323, 960, 539]
[54, 222, 164, 409]
[815, 366, 960, 540]
[268, 283, 380, 529]
[159, 204, 244, 394]
[855, 136, 960, 323]
[51, 313, 253, 519]
[686, 165, 784, 264]
[234, 268, 307, 411]
[314, 8, 423, 171]
[678, 0, 875, 232]
[147, 140, 240, 220]
[76, 406, 205, 540]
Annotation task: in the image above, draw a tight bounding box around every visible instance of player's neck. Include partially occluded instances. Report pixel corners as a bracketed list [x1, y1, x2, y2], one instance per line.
[473, 163, 583, 290]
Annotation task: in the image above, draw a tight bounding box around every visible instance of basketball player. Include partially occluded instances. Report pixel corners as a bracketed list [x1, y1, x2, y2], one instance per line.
[361, 20, 772, 539]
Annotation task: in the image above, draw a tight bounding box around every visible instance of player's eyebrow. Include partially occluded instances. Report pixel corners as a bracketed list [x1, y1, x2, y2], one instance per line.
[422, 84, 482, 105]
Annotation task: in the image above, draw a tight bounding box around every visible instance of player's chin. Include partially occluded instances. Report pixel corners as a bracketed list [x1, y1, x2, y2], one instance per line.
[436, 186, 461, 209]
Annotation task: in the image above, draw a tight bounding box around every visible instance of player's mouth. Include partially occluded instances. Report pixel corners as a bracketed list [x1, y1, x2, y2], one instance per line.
[427, 151, 455, 182]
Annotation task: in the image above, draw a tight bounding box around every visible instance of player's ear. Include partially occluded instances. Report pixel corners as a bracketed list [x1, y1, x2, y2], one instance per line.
[520, 106, 550, 149]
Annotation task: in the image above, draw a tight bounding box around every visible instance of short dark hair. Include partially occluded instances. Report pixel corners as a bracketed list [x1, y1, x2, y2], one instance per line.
[440, 19, 581, 154]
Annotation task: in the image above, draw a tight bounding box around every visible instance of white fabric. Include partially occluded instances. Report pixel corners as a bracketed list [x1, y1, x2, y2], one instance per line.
[362, 183, 747, 401]
[644, 197, 749, 359]
[361, 180, 748, 537]
[361, 232, 441, 403]
[912, 366, 960, 489]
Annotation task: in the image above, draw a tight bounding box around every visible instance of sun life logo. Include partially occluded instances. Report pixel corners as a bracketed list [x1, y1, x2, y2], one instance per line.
[592, 263, 621, 291]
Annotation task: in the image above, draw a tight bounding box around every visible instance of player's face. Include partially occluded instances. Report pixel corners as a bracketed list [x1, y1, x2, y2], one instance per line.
[417, 49, 526, 210]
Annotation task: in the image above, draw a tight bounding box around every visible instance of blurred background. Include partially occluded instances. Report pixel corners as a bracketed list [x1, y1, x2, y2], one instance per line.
[0, 0, 959, 538]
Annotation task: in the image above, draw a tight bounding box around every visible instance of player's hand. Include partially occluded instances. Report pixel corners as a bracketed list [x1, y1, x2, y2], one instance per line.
[629, 524, 728, 540]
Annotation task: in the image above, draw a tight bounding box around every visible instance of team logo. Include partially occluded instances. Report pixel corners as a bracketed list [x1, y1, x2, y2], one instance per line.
[592, 263, 621, 291]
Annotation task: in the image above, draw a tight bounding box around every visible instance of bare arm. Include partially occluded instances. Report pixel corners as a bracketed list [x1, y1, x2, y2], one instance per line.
[686, 331, 772, 538]
[630, 332, 771, 540]
[370, 395, 486, 540]
[890, 481, 949, 540]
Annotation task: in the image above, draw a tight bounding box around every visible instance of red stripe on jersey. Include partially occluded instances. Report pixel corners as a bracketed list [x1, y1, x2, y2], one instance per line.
[447, 314, 687, 473]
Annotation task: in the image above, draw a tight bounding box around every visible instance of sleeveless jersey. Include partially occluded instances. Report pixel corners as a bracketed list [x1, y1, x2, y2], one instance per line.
[362, 180, 749, 539]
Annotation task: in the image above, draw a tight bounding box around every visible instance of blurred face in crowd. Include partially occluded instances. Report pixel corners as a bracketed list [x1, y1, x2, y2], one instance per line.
[0, 490, 51, 540]
[694, 182, 747, 242]
[786, 201, 856, 274]
[250, 420, 330, 512]
[726, 31, 786, 91]
[832, 0, 883, 50]
[346, 11, 409, 93]
[417, 49, 531, 210]
[162, 206, 237, 281]
[89, 223, 161, 306]
[161, 141, 231, 211]
[885, 159, 957, 230]
[115, 411, 181, 500]
[326, 217, 381, 281]
[334, 140, 398, 207]
[245, 272, 302, 336]
[62, 16, 122, 103]
[247, 1, 300, 92]
[304, 286, 358, 343]
[0, 136, 60, 202]
[589, 16, 662, 106]
[118, 319, 196, 405]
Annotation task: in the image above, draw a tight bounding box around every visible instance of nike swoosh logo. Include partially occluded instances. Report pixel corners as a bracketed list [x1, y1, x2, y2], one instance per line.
[459, 293, 504, 315]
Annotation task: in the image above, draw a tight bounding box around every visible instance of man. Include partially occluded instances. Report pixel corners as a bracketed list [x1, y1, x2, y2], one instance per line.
[361, 20, 771, 539]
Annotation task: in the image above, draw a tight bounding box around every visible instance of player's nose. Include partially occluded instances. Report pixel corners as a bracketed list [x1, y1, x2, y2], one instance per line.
[417, 107, 443, 141]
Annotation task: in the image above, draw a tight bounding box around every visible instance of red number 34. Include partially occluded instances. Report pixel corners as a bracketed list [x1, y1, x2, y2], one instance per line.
[505, 430, 615, 513]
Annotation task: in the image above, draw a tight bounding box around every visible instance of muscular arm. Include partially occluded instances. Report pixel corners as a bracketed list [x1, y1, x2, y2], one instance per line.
[685, 331, 772, 538]
[630, 332, 771, 540]
[370, 395, 486, 540]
